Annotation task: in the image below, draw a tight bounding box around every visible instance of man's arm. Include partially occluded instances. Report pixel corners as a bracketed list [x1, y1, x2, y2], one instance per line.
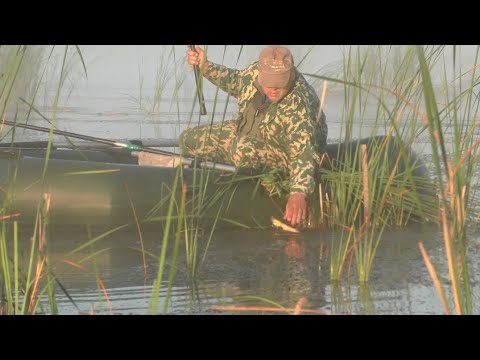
[285, 105, 319, 196]
[282, 97, 322, 226]
[187, 45, 245, 98]
[203, 62, 246, 99]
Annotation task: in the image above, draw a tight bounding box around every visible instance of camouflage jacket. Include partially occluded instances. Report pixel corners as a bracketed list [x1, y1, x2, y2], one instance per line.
[204, 61, 327, 196]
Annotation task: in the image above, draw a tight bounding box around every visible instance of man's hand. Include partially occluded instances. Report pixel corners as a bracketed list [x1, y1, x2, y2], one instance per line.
[283, 192, 307, 227]
[187, 45, 207, 74]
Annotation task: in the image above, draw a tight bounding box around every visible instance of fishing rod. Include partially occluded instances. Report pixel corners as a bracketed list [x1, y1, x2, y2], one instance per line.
[190, 45, 207, 115]
[2, 120, 237, 172]
[0, 139, 180, 149]
[63, 138, 180, 148]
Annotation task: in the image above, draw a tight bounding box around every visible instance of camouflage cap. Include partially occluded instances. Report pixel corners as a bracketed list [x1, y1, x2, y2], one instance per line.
[258, 46, 295, 88]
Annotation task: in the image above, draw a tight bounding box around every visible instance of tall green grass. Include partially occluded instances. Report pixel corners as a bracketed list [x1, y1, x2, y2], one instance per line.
[0, 45, 112, 314]
[306, 45, 480, 315]
[148, 165, 182, 314]
[415, 45, 480, 314]
[307, 46, 448, 283]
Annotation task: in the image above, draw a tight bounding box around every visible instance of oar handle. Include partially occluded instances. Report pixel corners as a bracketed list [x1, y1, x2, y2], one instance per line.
[190, 45, 207, 116]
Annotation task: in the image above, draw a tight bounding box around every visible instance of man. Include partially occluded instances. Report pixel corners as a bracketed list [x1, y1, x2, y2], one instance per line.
[180, 45, 327, 227]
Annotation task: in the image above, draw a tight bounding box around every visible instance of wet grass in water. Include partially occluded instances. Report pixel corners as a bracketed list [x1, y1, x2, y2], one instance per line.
[307, 46, 452, 284]
[148, 165, 182, 314]
[1, 46, 76, 314]
[305, 45, 480, 313]
[415, 45, 480, 314]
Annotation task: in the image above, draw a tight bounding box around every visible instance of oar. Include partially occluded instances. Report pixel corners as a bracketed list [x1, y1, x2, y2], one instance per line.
[190, 45, 207, 116]
[2, 120, 237, 172]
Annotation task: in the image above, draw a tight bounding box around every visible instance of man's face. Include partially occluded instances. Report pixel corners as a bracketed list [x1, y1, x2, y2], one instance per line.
[261, 85, 289, 102]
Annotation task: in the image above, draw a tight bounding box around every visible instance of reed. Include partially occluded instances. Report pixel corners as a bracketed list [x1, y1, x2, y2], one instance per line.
[306, 46, 443, 283]
[162, 182, 187, 313]
[0, 46, 49, 124]
[0, 195, 58, 314]
[329, 282, 353, 315]
[127, 46, 188, 132]
[148, 165, 182, 314]
[328, 229, 352, 282]
[0, 46, 61, 313]
[356, 283, 376, 315]
[1, 46, 131, 314]
[0, 46, 158, 313]
[314, 45, 480, 307]
[415, 45, 480, 314]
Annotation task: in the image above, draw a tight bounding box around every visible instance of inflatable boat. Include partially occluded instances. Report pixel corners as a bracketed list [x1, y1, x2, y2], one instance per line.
[0, 135, 432, 229]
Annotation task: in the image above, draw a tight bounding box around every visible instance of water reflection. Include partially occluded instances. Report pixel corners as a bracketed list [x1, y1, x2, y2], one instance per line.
[14, 220, 474, 315]
[255, 236, 328, 309]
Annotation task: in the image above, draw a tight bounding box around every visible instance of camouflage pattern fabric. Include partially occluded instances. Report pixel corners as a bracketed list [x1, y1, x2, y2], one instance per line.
[180, 61, 328, 196]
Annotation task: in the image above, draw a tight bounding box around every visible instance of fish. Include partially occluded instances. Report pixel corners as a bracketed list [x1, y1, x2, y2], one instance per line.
[271, 216, 300, 233]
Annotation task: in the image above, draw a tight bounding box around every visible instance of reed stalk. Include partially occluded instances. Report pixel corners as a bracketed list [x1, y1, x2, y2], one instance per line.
[416, 45, 480, 314]
[306, 46, 444, 284]
[148, 164, 182, 314]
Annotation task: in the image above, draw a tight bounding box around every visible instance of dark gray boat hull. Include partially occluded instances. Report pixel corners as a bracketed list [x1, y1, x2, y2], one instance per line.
[0, 136, 432, 228]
